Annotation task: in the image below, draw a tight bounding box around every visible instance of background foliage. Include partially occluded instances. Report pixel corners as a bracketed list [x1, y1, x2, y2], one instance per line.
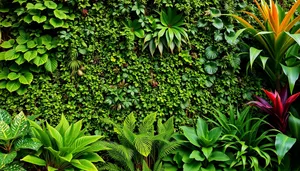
[0, 0, 265, 136]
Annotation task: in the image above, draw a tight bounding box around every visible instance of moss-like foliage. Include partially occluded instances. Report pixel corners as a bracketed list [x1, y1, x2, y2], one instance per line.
[0, 0, 264, 136]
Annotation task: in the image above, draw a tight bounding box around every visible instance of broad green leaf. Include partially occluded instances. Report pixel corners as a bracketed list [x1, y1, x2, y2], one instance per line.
[205, 46, 218, 59]
[149, 40, 155, 56]
[0, 52, 5, 60]
[281, 64, 299, 94]
[44, 1, 57, 9]
[45, 58, 58, 72]
[212, 18, 223, 29]
[24, 50, 37, 61]
[201, 163, 216, 171]
[26, 3, 35, 9]
[134, 135, 152, 157]
[9, 63, 21, 72]
[0, 121, 12, 140]
[34, 3, 46, 10]
[208, 151, 230, 162]
[189, 150, 205, 161]
[289, 114, 300, 141]
[286, 32, 300, 46]
[80, 153, 104, 162]
[1, 19, 12, 27]
[0, 81, 7, 89]
[15, 55, 26, 65]
[275, 133, 296, 164]
[1, 163, 26, 171]
[134, 29, 145, 38]
[16, 34, 29, 45]
[71, 135, 103, 153]
[180, 126, 200, 147]
[6, 80, 21, 92]
[7, 72, 20, 80]
[204, 62, 218, 75]
[210, 8, 221, 17]
[19, 72, 33, 85]
[183, 160, 201, 171]
[5, 49, 18, 60]
[32, 16, 47, 23]
[202, 147, 213, 159]
[27, 40, 37, 49]
[10, 112, 29, 138]
[34, 54, 48, 66]
[0, 40, 14, 48]
[46, 122, 64, 149]
[16, 86, 27, 95]
[15, 138, 42, 151]
[0, 152, 17, 168]
[21, 155, 46, 166]
[15, 44, 28, 52]
[49, 18, 64, 28]
[54, 9, 67, 19]
[23, 15, 32, 24]
[124, 113, 136, 131]
[0, 68, 9, 80]
[250, 47, 262, 69]
[71, 159, 97, 171]
[0, 109, 11, 124]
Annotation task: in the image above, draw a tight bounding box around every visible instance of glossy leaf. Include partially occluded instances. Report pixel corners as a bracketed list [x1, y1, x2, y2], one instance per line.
[250, 47, 262, 69]
[281, 64, 299, 94]
[6, 80, 21, 92]
[275, 133, 296, 164]
[45, 58, 58, 72]
[19, 72, 33, 85]
[21, 155, 46, 166]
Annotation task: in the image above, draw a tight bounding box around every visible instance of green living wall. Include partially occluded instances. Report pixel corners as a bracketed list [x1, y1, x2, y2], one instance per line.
[0, 0, 264, 135]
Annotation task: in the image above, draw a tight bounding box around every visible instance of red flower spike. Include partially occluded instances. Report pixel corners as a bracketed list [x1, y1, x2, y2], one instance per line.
[249, 87, 300, 133]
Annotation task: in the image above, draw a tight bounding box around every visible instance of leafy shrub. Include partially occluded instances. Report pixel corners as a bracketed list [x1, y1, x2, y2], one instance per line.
[0, 109, 41, 170]
[22, 114, 105, 171]
[99, 113, 179, 171]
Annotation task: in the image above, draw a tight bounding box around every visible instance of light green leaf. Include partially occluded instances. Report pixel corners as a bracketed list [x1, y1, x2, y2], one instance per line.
[6, 80, 21, 92]
[7, 72, 20, 80]
[202, 147, 213, 159]
[0, 81, 6, 89]
[24, 50, 38, 61]
[15, 138, 42, 151]
[54, 9, 67, 19]
[44, 1, 57, 9]
[34, 3, 46, 10]
[45, 58, 58, 72]
[10, 112, 29, 138]
[180, 126, 200, 147]
[0, 40, 14, 48]
[15, 44, 28, 52]
[19, 72, 33, 85]
[281, 64, 299, 94]
[16, 34, 29, 45]
[21, 155, 46, 166]
[71, 159, 98, 171]
[208, 151, 230, 162]
[0, 152, 17, 168]
[49, 18, 64, 28]
[189, 150, 205, 161]
[5, 49, 18, 60]
[34, 54, 48, 66]
[250, 47, 262, 69]
[260, 56, 269, 70]
[32, 15, 47, 23]
[15, 55, 26, 65]
[0, 121, 12, 140]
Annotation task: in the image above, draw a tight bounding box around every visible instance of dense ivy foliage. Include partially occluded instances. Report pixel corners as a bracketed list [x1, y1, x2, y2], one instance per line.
[0, 0, 264, 136]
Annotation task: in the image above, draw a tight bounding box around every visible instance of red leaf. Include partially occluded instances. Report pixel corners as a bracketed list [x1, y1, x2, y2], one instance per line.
[263, 89, 277, 105]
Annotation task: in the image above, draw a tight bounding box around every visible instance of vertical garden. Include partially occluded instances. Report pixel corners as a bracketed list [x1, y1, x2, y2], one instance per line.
[0, 0, 300, 170]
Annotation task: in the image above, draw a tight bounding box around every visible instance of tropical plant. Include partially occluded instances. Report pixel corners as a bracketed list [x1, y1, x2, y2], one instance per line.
[99, 113, 180, 171]
[143, 8, 189, 56]
[227, 0, 300, 92]
[248, 86, 300, 133]
[123, 19, 145, 39]
[22, 114, 106, 171]
[208, 106, 278, 170]
[0, 109, 42, 170]
[164, 117, 230, 171]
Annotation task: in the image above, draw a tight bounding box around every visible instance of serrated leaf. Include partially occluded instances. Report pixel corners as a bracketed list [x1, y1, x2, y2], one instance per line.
[45, 58, 58, 72]
[7, 72, 20, 80]
[6, 80, 21, 92]
[44, 1, 57, 9]
[19, 72, 33, 85]
[49, 18, 64, 28]
[34, 54, 48, 66]
[54, 9, 67, 19]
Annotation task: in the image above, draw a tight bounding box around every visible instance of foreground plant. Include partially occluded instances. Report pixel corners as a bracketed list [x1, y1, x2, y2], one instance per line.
[100, 113, 179, 171]
[228, 0, 300, 92]
[22, 114, 105, 171]
[248, 87, 300, 133]
[0, 109, 41, 170]
[209, 106, 277, 170]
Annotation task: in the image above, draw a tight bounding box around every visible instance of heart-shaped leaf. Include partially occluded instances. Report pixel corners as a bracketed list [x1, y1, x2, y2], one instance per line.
[19, 72, 33, 85]
[34, 54, 48, 66]
[45, 58, 58, 72]
[44, 1, 57, 9]
[16, 44, 28, 52]
[32, 15, 47, 23]
[49, 18, 64, 28]
[5, 49, 18, 60]
[24, 50, 38, 62]
[54, 9, 67, 19]
[6, 80, 21, 92]
[8, 72, 20, 80]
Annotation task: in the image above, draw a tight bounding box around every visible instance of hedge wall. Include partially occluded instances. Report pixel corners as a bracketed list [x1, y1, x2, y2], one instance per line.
[0, 0, 265, 136]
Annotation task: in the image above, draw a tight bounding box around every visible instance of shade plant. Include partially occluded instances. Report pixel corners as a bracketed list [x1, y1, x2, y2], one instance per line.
[22, 114, 106, 171]
[228, 0, 300, 92]
[207, 106, 278, 170]
[99, 113, 180, 171]
[0, 109, 42, 170]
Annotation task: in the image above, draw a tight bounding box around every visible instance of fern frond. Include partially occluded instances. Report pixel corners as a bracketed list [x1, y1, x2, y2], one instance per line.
[138, 113, 156, 134]
[98, 162, 124, 171]
[158, 141, 182, 159]
[123, 113, 136, 132]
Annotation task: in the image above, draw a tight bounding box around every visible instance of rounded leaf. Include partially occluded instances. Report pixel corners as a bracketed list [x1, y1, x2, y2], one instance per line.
[204, 62, 218, 75]
[44, 1, 57, 9]
[49, 18, 64, 28]
[19, 72, 33, 85]
[8, 72, 20, 80]
[6, 80, 21, 92]
[54, 9, 67, 19]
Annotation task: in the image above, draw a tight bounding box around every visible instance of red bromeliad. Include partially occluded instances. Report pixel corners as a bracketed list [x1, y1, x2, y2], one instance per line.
[248, 87, 300, 133]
